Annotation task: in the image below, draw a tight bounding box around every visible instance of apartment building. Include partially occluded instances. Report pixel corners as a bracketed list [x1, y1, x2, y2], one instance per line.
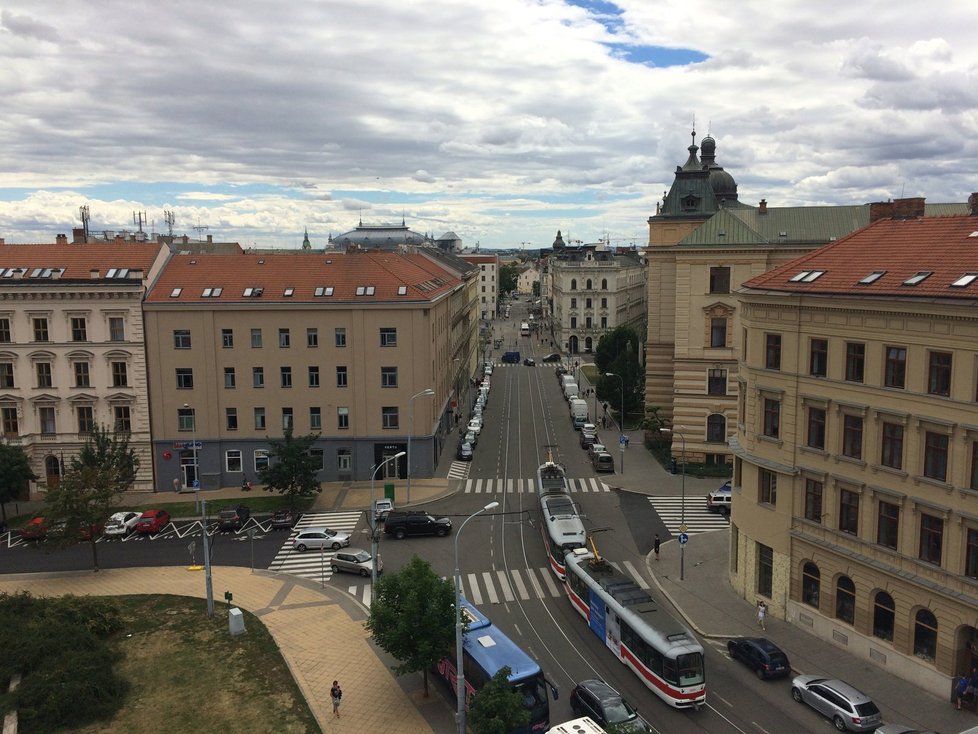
[143, 250, 471, 489]
[0, 241, 169, 494]
[461, 254, 499, 320]
[731, 200, 978, 695]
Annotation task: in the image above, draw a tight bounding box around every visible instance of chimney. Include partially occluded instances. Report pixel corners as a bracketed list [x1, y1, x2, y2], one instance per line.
[758, 199, 767, 214]
[72, 227, 86, 243]
[56, 233, 68, 245]
[207, 234, 213, 243]
[892, 197, 926, 220]
[869, 201, 895, 223]
[969, 192, 978, 216]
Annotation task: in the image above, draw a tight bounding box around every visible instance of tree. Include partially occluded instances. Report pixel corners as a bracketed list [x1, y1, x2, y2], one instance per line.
[499, 263, 520, 295]
[0, 443, 38, 528]
[365, 555, 455, 697]
[258, 428, 322, 510]
[594, 326, 644, 424]
[44, 424, 139, 571]
[468, 666, 531, 734]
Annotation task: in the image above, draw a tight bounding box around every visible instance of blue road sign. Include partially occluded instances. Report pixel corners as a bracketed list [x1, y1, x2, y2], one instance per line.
[192, 479, 200, 489]
[678, 532, 689, 545]
[619, 435, 627, 446]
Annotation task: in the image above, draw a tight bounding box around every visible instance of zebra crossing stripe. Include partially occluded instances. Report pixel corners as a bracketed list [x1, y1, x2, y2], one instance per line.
[482, 571, 500, 604]
[540, 568, 562, 597]
[525, 568, 546, 599]
[467, 572, 483, 606]
[461, 478, 610, 494]
[510, 570, 530, 600]
[495, 570, 515, 602]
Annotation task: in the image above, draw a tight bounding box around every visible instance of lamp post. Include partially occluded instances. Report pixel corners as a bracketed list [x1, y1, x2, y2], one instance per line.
[455, 501, 499, 734]
[661, 427, 687, 581]
[183, 403, 198, 508]
[407, 388, 435, 505]
[605, 373, 625, 472]
[370, 451, 406, 587]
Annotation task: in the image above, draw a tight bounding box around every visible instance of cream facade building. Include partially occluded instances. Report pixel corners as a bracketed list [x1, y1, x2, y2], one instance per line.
[461, 254, 499, 320]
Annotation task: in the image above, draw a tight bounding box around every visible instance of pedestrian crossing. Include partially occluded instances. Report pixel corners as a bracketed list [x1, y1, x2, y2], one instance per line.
[447, 460, 471, 480]
[461, 477, 609, 494]
[646, 496, 730, 534]
[268, 510, 364, 582]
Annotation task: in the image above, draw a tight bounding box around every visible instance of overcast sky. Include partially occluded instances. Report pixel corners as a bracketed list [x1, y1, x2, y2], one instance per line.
[1, 0, 976, 250]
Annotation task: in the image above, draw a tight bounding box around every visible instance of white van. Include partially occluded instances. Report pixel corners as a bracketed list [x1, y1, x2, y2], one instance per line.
[569, 398, 588, 429]
[563, 380, 579, 400]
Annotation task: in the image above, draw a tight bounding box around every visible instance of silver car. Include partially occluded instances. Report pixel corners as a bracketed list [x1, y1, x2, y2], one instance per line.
[330, 548, 382, 577]
[103, 511, 141, 537]
[292, 527, 352, 552]
[790, 675, 882, 732]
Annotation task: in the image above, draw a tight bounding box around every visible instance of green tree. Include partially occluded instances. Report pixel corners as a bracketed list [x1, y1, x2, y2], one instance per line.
[365, 555, 455, 697]
[499, 263, 520, 295]
[0, 442, 38, 527]
[468, 665, 531, 734]
[44, 424, 139, 570]
[258, 428, 322, 510]
[594, 326, 644, 425]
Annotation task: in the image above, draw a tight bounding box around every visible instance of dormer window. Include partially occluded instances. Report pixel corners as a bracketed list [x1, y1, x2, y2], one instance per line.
[903, 272, 932, 286]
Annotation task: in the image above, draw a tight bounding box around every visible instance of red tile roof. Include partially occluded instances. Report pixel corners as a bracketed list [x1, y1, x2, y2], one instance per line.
[0, 243, 165, 278]
[145, 251, 461, 303]
[742, 215, 978, 299]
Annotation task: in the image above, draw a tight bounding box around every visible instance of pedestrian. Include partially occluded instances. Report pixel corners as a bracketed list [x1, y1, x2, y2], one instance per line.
[653, 534, 660, 561]
[756, 600, 767, 631]
[956, 674, 969, 709]
[330, 680, 342, 717]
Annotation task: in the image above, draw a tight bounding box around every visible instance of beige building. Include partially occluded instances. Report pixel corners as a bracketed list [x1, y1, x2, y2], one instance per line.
[731, 200, 978, 695]
[461, 254, 499, 320]
[143, 250, 475, 489]
[0, 241, 169, 494]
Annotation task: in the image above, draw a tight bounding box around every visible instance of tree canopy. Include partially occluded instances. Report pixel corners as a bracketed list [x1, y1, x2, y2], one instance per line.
[257, 428, 322, 509]
[594, 326, 644, 423]
[365, 555, 455, 697]
[468, 665, 531, 734]
[499, 263, 520, 295]
[0, 442, 37, 526]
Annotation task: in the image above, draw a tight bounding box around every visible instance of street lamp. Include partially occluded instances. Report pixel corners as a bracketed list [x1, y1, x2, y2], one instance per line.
[660, 427, 687, 581]
[370, 451, 406, 587]
[407, 388, 435, 504]
[455, 500, 499, 734]
[604, 373, 625, 472]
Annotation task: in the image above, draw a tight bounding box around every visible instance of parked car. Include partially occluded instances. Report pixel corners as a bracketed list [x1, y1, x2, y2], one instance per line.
[270, 508, 299, 529]
[331, 548, 383, 577]
[135, 509, 172, 534]
[555, 364, 568, 376]
[727, 637, 791, 679]
[292, 527, 352, 552]
[592, 452, 615, 473]
[217, 505, 251, 531]
[707, 481, 733, 515]
[467, 418, 483, 436]
[523, 357, 536, 366]
[580, 430, 597, 449]
[542, 353, 562, 363]
[463, 429, 478, 447]
[372, 498, 394, 522]
[20, 516, 48, 540]
[581, 422, 597, 433]
[569, 679, 651, 733]
[457, 441, 474, 461]
[873, 725, 941, 734]
[483, 361, 494, 376]
[587, 443, 607, 460]
[384, 511, 453, 539]
[790, 675, 882, 732]
[103, 511, 141, 537]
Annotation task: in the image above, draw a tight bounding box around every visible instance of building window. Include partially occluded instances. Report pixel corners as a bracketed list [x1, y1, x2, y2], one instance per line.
[757, 543, 773, 597]
[173, 329, 191, 349]
[280, 366, 292, 388]
[919, 513, 943, 565]
[842, 415, 863, 459]
[113, 406, 131, 433]
[226, 408, 238, 431]
[108, 317, 125, 342]
[308, 366, 319, 387]
[845, 342, 865, 382]
[381, 367, 398, 388]
[111, 361, 128, 387]
[809, 338, 828, 377]
[335, 328, 346, 347]
[175, 368, 194, 389]
[707, 369, 726, 395]
[226, 450, 242, 473]
[881, 423, 904, 469]
[709, 266, 730, 294]
[74, 362, 91, 388]
[806, 407, 825, 450]
[278, 328, 290, 348]
[804, 479, 823, 523]
[570, 297, 577, 309]
[253, 367, 264, 388]
[600, 316, 607, 328]
[765, 334, 781, 370]
[570, 279, 577, 290]
[33, 317, 49, 342]
[254, 407, 266, 430]
[710, 318, 727, 347]
[251, 328, 263, 348]
[0, 318, 11, 343]
[570, 316, 577, 329]
[282, 407, 293, 431]
[835, 576, 855, 625]
[1, 406, 19, 437]
[601, 278, 607, 289]
[923, 431, 948, 481]
[966, 528, 978, 579]
[914, 609, 937, 662]
[380, 328, 397, 347]
[0, 362, 13, 389]
[801, 562, 820, 608]
[873, 592, 895, 642]
[338, 448, 352, 473]
[310, 406, 322, 430]
[759, 469, 777, 505]
[884, 346, 906, 388]
[76, 406, 94, 434]
[763, 398, 780, 438]
[224, 367, 236, 389]
[839, 489, 859, 534]
[222, 329, 234, 348]
[336, 366, 348, 387]
[877, 501, 899, 549]
[337, 407, 349, 429]
[601, 297, 608, 308]
[706, 413, 726, 443]
[928, 351, 952, 397]
[308, 448, 324, 471]
[178, 407, 195, 432]
[307, 328, 318, 347]
[39, 406, 56, 434]
[70, 317, 87, 342]
[254, 449, 270, 472]
[36, 362, 53, 388]
[382, 406, 399, 429]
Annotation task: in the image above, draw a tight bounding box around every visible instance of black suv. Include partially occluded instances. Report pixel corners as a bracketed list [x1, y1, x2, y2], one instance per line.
[727, 637, 791, 679]
[383, 511, 453, 539]
[217, 505, 251, 531]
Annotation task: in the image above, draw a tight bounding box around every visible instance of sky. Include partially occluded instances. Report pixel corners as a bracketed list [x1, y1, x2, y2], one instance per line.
[1, 1, 977, 251]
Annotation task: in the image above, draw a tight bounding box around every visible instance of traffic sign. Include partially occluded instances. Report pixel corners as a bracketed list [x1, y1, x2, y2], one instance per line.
[192, 479, 200, 489]
[619, 435, 627, 446]
[678, 532, 689, 545]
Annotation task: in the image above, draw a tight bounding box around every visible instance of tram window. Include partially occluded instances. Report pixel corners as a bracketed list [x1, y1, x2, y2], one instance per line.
[662, 658, 678, 685]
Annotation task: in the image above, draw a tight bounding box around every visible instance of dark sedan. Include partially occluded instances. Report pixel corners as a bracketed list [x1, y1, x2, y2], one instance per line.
[569, 679, 651, 733]
[727, 637, 791, 679]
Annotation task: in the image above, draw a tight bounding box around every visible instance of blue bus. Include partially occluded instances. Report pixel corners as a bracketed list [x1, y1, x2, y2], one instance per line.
[437, 597, 556, 733]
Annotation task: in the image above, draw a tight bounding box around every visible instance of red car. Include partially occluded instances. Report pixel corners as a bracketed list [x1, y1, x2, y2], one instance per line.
[135, 509, 171, 534]
[20, 516, 48, 540]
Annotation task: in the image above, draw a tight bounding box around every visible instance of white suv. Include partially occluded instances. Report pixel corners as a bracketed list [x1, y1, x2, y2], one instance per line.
[706, 481, 732, 515]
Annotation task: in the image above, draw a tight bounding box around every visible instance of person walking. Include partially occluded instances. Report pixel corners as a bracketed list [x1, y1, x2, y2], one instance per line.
[653, 534, 660, 561]
[756, 600, 767, 631]
[330, 680, 342, 718]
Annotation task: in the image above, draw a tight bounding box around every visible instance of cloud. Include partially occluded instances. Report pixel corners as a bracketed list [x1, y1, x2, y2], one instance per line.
[0, 9, 59, 42]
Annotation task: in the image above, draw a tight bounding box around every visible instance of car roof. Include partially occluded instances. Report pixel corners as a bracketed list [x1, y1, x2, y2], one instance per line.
[797, 676, 871, 702]
[578, 679, 620, 701]
[743, 637, 781, 652]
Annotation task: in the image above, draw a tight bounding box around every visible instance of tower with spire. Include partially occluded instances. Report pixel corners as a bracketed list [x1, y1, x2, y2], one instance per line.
[302, 228, 311, 250]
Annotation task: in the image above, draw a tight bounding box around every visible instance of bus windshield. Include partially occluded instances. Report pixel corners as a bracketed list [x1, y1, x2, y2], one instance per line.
[515, 675, 550, 724]
[676, 652, 705, 686]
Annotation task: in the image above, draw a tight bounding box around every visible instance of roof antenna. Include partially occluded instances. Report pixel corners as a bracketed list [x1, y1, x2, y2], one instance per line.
[402, 209, 406, 226]
[691, 116, 696, 146]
